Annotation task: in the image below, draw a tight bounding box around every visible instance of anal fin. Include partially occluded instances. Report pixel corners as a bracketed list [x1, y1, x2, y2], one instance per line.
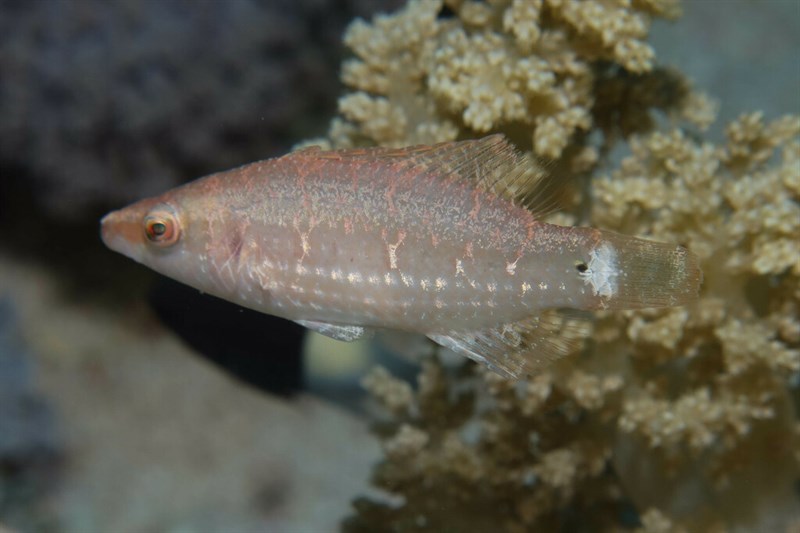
[428, 310, 590, 379]
[295, 320, 374, 342]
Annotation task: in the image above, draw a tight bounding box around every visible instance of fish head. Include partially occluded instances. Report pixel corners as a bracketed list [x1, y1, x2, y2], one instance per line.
[100, 189, 216, 290]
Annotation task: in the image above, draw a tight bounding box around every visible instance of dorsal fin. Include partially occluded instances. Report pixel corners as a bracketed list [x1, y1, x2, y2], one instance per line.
[428, 309, 591, 379]
[307, 135, 563, 219]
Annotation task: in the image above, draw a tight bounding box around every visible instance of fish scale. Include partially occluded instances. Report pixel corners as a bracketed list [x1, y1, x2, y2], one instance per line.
[101, 135, 702, 378]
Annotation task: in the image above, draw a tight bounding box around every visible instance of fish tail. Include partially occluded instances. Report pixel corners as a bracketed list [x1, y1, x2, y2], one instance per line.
[585, 231, 703, 310]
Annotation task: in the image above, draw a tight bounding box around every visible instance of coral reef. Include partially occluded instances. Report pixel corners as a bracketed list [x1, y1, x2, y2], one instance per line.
[320, 1, 800, 531]
[0, 0, 401, 216]
[315, 0, 704, 161]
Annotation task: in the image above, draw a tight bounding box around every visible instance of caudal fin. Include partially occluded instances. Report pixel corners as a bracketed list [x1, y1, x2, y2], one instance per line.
[587, 231, 703, 310]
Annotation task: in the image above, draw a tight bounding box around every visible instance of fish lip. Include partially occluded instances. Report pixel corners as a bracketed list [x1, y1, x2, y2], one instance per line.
[100, 210, 130, 252]
[100, 208, 144, 262]
[99, 211, 116, 249]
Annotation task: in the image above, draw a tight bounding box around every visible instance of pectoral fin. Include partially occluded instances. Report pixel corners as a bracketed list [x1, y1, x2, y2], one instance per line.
[428, 310, 590, 379]
[295, 320, 374, 342]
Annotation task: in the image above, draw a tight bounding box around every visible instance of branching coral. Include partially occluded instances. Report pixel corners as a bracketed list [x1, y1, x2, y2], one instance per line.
[591, 114, 800, 529]
[323, 0, 695, 160]
[348, 360, 628, 532]
[320, 1, 799, 531]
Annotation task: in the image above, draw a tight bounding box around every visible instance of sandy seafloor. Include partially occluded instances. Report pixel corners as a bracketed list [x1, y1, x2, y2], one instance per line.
[0, 257, 380, 531]
[0, 1, 798, 531]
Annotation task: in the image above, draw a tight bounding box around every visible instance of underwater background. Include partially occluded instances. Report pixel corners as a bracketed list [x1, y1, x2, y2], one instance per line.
[0, 0, 797, 531]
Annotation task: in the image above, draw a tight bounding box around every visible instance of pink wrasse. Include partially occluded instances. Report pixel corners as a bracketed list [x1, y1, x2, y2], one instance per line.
[101, 135, 701, 378]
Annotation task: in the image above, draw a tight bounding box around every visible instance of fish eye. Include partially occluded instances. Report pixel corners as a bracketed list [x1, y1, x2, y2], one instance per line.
[575, 261, 589, 274]
[144, 207, 180, 247]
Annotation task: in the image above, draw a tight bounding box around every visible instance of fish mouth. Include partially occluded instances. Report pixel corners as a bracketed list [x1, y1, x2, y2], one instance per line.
[100, 208, 145, 262]
[99, 211, 118, 249]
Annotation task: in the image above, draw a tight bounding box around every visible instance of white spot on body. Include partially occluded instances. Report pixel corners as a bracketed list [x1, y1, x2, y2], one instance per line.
[435, 277, 447, 290]
[300, 233, 310, 259]
[388, 244, 399, 269]
[521, 282, 532, 294]
[580, 242, 619, 298]
[506, 259, 518, 276]
[386, 230, 406, 270]
[250, 264, 269, 290]
[538, 282, 548, 290]
[347, 272, 363, 284]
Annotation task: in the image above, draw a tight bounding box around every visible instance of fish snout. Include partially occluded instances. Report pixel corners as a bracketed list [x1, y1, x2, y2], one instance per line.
[100, 211, 117, 249]
[100, 208, 145, 261]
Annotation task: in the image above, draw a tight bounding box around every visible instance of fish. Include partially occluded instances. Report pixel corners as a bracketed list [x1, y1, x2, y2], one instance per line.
[100, 135, 702, 378]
